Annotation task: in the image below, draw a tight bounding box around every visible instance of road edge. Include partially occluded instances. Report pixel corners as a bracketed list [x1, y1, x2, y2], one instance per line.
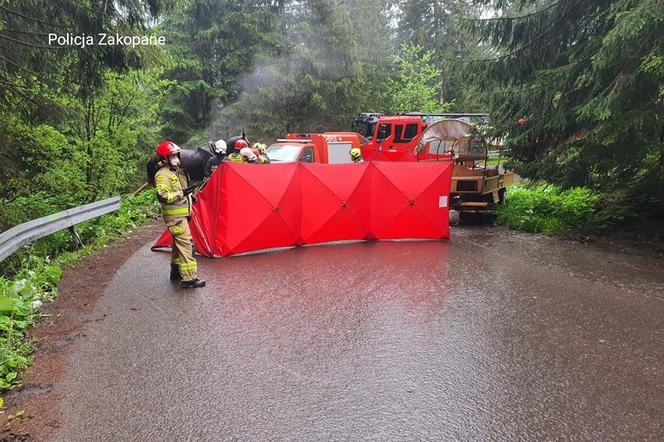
[1, 221, 164, 441]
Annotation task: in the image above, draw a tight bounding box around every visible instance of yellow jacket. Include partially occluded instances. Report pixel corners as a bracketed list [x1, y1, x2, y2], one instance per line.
[154, 165, 191, 218]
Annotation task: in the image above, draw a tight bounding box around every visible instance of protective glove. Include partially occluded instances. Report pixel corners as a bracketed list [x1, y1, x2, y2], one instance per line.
[182, 184, 197, 196]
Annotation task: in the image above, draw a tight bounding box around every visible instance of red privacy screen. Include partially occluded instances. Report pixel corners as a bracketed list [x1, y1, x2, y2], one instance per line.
[152, 161, 453, 257]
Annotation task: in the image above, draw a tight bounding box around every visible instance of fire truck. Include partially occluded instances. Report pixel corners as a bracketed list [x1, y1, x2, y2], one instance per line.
[266, 132, 368, 164]
[351, 112, 490, 160]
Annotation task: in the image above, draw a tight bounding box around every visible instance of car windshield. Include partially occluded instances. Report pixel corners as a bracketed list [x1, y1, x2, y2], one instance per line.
[266, 144, 302, 162]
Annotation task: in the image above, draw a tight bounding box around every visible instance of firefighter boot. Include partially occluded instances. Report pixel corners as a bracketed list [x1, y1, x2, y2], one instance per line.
[170, 263, 182, 281]
[181, 278, 206, 289]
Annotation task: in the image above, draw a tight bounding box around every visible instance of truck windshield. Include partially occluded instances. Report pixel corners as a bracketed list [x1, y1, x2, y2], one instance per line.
[266, 144, 303, 162]
[352, 122, 375, 140]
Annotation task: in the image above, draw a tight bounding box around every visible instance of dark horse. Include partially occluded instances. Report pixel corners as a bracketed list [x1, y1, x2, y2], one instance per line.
[145, 135, 248, 185]
[146, 146, 214, 185]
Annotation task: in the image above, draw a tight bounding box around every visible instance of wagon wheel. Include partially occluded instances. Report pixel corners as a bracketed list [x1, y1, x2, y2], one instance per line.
[498, 188, 506, 205]
[449, 209, 461, 226]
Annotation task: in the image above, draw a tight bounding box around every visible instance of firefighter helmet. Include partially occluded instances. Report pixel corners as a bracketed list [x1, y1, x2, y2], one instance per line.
[253, 143, 267, 155]
[212, 139, 227, 154]
[234, 139, 249, 151]
[240, 147, 257, 162]
[350, 147, 362, 161]
[156, 141, 181, 160]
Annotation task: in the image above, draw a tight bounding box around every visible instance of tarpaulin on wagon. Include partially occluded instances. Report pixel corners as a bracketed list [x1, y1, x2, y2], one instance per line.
[152, 160, 452, 257]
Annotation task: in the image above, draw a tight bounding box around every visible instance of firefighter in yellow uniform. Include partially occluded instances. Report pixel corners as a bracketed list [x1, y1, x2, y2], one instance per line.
[226, 138, 249, 163]
[350, 147, 364, 163]
[253, 143, 271, 164]
[154, 141, 206, 289]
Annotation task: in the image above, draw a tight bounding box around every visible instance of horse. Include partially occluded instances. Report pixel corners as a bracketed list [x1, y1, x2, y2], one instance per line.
[146, 146, 214, 185]
[143, 134, 249, 188]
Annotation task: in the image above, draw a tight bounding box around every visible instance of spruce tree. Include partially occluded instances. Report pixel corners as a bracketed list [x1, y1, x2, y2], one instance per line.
[159, 0, 283, 144]
[397, 0, 485, 108]
[213, 0, 395, 140]
[472, 0, 664, 217]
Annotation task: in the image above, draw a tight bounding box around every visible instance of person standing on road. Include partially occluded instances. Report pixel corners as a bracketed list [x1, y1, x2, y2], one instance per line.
[154, 141, 206, 289]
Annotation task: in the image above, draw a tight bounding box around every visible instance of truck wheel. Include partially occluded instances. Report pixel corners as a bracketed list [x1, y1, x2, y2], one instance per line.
[449, 209, 460, 226]
[498, 188, 506, 205]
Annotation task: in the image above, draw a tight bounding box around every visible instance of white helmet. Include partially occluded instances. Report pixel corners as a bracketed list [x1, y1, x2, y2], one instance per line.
[240, 147, 257, 162]
[213, 139, 227, 154]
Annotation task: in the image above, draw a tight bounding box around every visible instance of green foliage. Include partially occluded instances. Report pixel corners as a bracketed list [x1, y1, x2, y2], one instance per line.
[397, 0, 487, 110]
[0, 192, 157, 391]
[0, 0, 169, 98]
[497, 183, 631, 235]
[472, 0, 664, 220]
[385, 43, 452, 113]
[159, 0, 284, 143]
[0, 253, 61, 390]
[212, 0, 395, 140]
[0, 1, 170, 219]
[0, 69, 169, 209]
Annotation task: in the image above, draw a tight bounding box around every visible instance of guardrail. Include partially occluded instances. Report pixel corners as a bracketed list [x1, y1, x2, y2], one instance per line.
[0, 197, 121, 263]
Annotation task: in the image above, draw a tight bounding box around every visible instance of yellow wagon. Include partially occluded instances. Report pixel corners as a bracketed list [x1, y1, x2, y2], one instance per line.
[415, 119, 515, 225]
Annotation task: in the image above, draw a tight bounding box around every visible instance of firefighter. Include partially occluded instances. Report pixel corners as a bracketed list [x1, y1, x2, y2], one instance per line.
[154, 141, 206, 289]
[226, 139, 249, 163]
[252, 143, 270, 164]
[240, 147, 259, 163]
[204, 139, 227, 177]
[350, 147, 364, 163]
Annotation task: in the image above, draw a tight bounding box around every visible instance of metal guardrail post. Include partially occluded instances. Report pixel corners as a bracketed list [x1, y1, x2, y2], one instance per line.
[68, 226, 84, 250]
[0, 196, 121, 263]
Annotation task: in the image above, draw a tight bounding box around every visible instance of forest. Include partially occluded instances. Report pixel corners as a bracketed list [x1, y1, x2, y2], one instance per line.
[1, 0, 663, 230]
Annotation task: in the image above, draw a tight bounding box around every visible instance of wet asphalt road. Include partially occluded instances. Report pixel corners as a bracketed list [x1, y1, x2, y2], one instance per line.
[53, 227, 664, 441]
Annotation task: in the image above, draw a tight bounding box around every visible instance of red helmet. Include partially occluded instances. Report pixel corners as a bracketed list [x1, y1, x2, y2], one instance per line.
[234, 139, 249, 150]
[156, 141, 181, 159]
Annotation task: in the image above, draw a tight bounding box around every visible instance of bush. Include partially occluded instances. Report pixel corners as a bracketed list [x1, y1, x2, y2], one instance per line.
[0, 191, 157, 391]
[497, 183, 630, 235]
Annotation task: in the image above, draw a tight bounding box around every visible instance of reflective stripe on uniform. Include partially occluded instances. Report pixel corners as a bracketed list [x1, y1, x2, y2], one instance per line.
[179, 261, 197, 270]
[155, 181, 180, 204]
[163, 207, 190, 216]
[163, 202, 188, 210]
[156, 166, 189, 214]
[163, 202, 189, 216]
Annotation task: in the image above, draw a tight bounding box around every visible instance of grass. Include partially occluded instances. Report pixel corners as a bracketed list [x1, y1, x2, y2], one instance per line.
[497, 183, 631, 235]
[481, 157, 509, 167]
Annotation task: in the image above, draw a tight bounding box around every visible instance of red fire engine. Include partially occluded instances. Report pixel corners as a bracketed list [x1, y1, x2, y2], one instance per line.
[266, 132, 368, 164]
[351, 112, 489, 161]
